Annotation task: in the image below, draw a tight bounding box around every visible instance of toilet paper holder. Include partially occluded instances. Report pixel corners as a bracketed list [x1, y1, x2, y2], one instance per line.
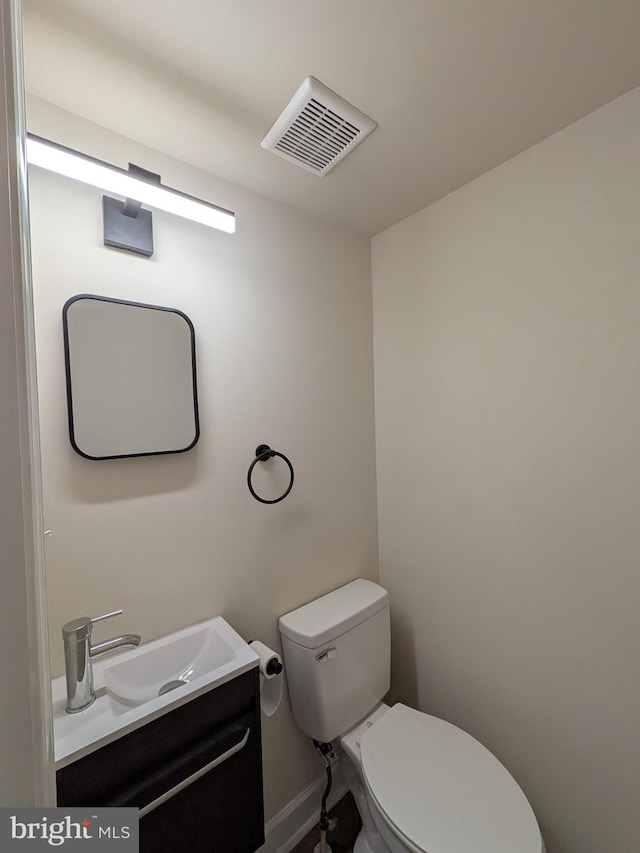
[248, 640, 284, 716]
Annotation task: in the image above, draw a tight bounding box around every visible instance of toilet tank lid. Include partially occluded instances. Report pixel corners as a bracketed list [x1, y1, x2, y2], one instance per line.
[279, 579, 388, 649]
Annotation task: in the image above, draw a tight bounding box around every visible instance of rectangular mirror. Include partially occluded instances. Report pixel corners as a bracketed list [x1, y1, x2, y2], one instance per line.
[63, 294, 199, 460]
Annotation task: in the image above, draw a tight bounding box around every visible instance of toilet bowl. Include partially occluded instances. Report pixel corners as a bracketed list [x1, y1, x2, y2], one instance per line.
[279, 579, 545, 853]
[340, 703, 545, 853]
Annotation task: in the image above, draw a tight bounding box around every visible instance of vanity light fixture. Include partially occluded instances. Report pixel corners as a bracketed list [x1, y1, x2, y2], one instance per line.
[26, 134, 235, 255]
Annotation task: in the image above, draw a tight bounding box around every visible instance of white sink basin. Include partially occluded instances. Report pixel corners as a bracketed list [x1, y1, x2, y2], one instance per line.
[103, 619, 237, 709]
[52, 616, 259, 767]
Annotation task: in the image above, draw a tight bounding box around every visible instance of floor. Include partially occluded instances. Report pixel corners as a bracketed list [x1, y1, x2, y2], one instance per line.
[291, 792, 362, 853]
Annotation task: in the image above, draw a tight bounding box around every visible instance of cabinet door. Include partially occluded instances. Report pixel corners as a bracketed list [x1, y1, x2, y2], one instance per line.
[57, 670, 264, 852]
[139, 722, 263, 853]
[57, 670, 258, 807]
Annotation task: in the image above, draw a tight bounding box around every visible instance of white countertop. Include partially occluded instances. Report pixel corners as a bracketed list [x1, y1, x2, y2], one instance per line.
[53, 616, 259, 769]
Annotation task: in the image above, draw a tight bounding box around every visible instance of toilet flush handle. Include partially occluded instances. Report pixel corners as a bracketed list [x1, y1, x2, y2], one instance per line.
[316, 648, 337, 663]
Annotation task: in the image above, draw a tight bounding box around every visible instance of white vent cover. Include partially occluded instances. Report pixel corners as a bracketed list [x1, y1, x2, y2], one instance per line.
[261, 77, 376, 176]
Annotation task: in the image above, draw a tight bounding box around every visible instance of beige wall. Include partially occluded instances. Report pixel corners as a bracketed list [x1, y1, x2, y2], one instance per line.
[372, 87, 640, 853]
[27, 97, 378, 820]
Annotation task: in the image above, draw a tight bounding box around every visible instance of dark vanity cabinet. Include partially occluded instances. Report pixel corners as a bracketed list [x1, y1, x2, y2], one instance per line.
[57, 668, 265, 853]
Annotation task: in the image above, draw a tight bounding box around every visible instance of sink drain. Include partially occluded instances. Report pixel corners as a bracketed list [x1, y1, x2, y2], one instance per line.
[158, 678, 188, 696]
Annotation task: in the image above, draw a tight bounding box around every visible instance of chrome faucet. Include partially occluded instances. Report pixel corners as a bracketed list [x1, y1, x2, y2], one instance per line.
[62, 609, 141, 714]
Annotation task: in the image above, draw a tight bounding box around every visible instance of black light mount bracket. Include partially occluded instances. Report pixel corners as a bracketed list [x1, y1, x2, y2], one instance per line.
[122, 198, 143, 218]
[127, 163, 161, 185]
[102, 163, 161, 257]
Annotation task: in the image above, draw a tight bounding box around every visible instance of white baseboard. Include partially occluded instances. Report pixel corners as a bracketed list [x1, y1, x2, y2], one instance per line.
[258, 764, 348, 853]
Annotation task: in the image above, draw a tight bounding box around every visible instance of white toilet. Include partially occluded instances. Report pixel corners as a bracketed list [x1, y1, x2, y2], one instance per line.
[279, 579, 545, 853]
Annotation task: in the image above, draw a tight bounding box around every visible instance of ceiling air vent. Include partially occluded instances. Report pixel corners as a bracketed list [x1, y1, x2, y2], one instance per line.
[261, 77, 376, 176]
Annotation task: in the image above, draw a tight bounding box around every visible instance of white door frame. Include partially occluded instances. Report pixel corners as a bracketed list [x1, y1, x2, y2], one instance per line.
[0, 0, 55, 805]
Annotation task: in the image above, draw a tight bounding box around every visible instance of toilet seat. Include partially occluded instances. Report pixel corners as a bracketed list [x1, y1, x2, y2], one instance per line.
[359, 704, 542, 853]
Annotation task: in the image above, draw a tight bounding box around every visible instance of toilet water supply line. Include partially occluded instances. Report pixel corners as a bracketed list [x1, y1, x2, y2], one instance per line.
[313, 740, 334, 853]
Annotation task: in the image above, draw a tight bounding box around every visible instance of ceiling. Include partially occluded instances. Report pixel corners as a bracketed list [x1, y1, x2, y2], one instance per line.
[23, 0, 640, 236]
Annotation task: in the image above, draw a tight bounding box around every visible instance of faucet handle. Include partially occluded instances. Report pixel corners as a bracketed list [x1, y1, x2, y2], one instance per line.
[91, 609, 123, 625]
[63, 609, 124, 644]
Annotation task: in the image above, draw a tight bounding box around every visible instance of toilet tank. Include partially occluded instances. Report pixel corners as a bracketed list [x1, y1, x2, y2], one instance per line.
[279, 579, 390, 743]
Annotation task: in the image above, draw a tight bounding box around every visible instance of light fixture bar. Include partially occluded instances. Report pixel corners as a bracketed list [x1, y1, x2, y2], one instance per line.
[26, 134, 235, 234]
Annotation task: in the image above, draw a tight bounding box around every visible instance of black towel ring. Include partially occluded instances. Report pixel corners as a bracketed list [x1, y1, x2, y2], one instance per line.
[247, 444, 294, 504]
